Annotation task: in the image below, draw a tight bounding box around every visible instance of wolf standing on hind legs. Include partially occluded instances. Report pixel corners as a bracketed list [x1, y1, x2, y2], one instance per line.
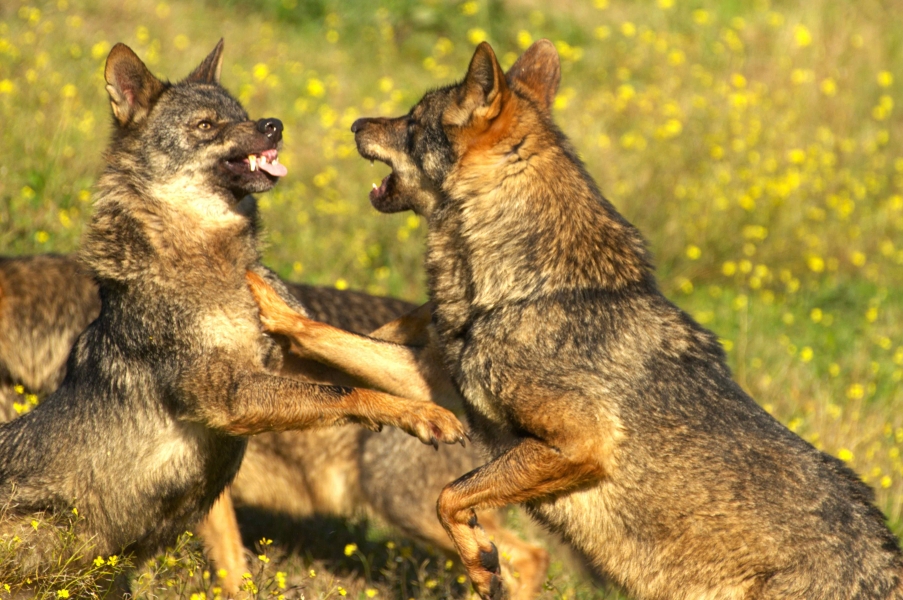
[0, 40, 464, 588]
[250, 40, 903, 599]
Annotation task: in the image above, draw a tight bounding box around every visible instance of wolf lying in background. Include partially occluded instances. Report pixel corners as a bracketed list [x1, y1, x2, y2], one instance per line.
[246, 40, 903, 599]
[0, 253, 548, 600]
[0, 254, 101, 423]
[0, 40, 465, 590]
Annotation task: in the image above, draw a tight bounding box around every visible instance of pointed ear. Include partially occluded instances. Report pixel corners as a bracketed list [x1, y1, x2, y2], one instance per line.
[453, 41, 508, 125]
[506, 39, 560, 112]
[104, 43, 165, 127]
[185, 39, 225, 84]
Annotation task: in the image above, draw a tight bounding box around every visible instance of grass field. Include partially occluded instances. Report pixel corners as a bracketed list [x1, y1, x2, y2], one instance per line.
[1, 0, 902, 598]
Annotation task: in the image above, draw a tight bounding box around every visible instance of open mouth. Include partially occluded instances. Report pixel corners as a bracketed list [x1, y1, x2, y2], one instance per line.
[370, 170, 397, 205]
[359, 149, 399, 210]
[224, 148, 287, 180]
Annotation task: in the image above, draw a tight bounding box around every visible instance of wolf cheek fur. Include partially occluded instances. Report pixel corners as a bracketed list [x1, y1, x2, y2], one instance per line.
[0, 40, 465, 584]
[342, 40, 903, 599]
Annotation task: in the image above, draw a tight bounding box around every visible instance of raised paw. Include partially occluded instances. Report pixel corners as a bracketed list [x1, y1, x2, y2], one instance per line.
[479, 546, 506, 600]
[403, 401, 467, 447]
[245, 271, 304, 335]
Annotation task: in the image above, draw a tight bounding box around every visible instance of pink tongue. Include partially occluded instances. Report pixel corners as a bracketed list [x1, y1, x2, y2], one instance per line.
[258, 160, 287, 178]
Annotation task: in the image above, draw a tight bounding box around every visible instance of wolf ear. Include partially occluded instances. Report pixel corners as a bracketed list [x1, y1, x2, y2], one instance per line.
[104, 43, 166, 127]
[506, 39, 560, 113]
[452, 41, 508, 125]
[185, 39, 225, 84]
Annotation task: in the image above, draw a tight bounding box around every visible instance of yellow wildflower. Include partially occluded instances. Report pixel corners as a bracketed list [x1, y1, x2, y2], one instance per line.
[794, 25, 812, 47]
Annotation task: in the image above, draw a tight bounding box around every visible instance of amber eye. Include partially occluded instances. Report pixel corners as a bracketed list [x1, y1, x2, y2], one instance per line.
[197, 120, 213, 130]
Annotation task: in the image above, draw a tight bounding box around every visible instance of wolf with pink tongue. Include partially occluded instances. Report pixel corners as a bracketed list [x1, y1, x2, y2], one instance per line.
[0, 40, 465, 591]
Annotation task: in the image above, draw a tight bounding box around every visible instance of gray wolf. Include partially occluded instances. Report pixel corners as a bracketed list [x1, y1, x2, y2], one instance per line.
[0, 40, 464, 590]
[248, 40, 903, 599]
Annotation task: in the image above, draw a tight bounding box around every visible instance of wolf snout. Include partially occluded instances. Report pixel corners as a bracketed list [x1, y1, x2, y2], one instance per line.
[350, 118, 371, 134]
[256, 118, 283, 142]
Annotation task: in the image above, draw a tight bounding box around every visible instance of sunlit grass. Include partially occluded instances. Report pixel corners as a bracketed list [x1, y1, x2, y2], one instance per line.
[1, 0, 901, 597]
[0, 505, 133, 599]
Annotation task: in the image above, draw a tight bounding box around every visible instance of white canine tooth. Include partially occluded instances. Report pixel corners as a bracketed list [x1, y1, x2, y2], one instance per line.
[260, 156, 269, 165]
[372, 183, 378, 189]
[249, 155, 257, 171]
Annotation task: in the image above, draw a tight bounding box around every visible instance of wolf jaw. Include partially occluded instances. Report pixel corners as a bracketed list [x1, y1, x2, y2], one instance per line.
[369, 169, 397, 208]
[352, 117, 447, 215]
[354, 144, 399, 210]
[226, 149, 286, 176]
[223, 148, 287, 191]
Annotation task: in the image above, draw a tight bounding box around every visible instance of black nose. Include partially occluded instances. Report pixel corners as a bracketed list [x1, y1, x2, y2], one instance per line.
[257, 118, 283, 142]
[351, 118, 368, 134]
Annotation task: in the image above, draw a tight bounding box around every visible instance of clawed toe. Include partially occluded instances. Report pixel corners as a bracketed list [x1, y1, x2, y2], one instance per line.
[479, 542, 500, 573]
[487, 572, 506, 599]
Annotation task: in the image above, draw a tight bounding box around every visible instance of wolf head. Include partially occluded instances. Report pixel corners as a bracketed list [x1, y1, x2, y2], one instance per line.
[103, 40, 287, 201]
[352, 40, 562, 217]
[354, 40, 653, 294]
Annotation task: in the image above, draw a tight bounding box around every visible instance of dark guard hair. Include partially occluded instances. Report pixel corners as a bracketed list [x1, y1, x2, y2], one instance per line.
[0, 40, 464, 589]
[342, 40, 903, 599]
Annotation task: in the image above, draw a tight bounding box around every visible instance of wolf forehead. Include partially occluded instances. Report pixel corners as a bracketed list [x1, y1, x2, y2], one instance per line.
[152, 85, 249, 124]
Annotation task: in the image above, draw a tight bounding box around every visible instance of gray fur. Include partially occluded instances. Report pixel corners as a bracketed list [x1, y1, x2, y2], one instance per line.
[0, 41, 463, 586]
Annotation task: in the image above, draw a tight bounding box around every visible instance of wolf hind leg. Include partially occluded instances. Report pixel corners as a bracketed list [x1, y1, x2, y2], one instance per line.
[437, 437, 603, 600]
[359, 427, 549, 599]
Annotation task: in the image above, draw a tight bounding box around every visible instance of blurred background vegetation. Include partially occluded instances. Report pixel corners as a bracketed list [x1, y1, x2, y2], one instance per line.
[1, 0, 901, 597]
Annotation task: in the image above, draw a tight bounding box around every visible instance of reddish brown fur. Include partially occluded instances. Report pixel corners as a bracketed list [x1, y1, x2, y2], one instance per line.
[339, 40, 903, 600]
[246, 271, 550, 600]
[0, 255, 547, 598]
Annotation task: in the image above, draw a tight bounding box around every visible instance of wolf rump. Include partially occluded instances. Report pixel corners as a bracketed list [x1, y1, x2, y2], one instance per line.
[249, 40, 903, 599]
[0, 41, 464, 584]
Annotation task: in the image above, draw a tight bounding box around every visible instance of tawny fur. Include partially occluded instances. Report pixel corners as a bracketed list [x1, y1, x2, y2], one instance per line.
[286, 40, 901, 600]
[0, 255, 547, 599]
